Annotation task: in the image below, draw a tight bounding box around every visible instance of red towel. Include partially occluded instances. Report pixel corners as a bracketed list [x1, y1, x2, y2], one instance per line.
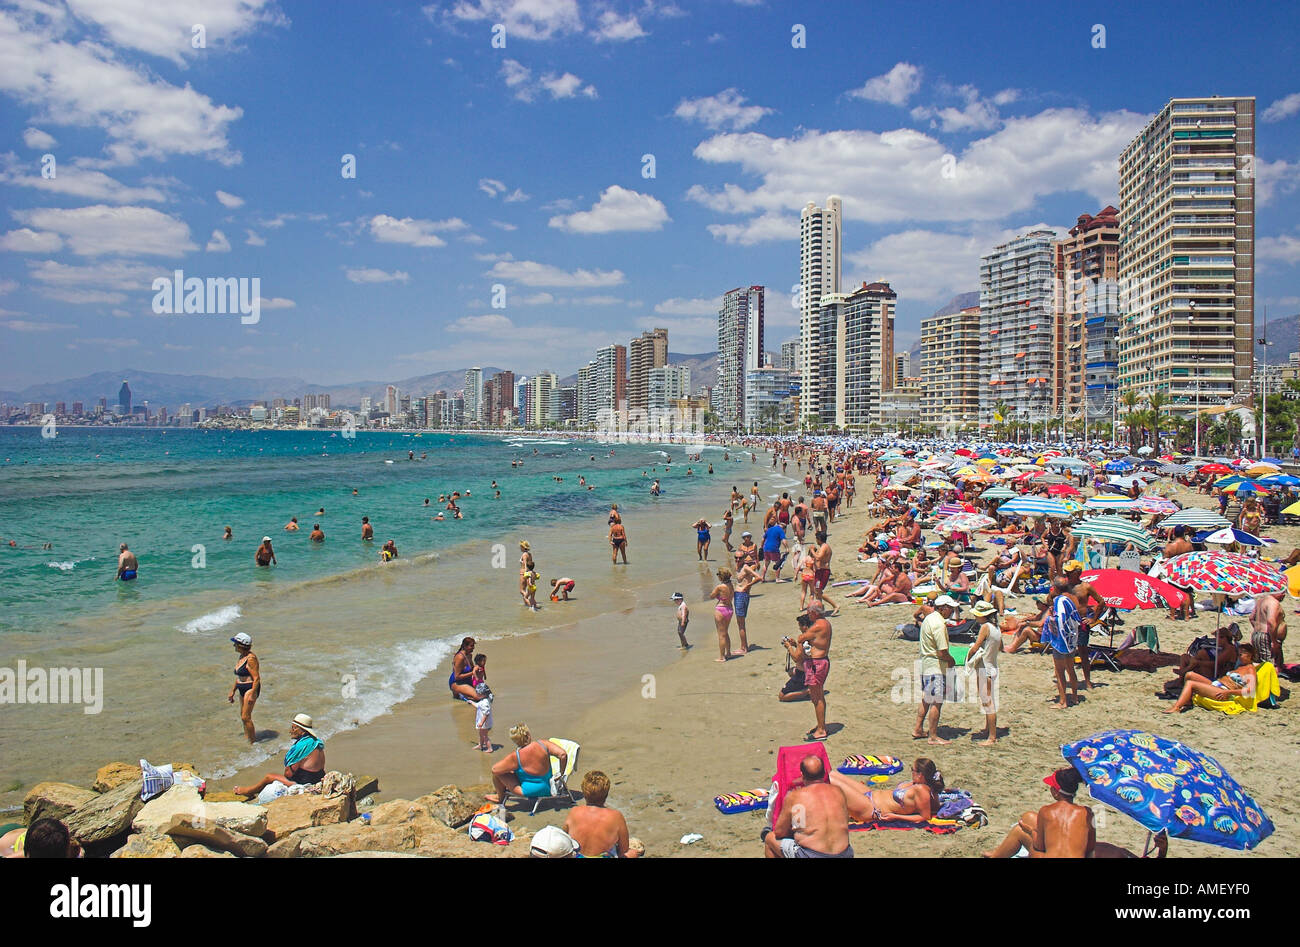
[768, 742, 832, 826]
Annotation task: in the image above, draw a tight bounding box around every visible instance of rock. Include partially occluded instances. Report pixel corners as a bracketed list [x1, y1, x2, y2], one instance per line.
[418, 785, 481, 828]
[202, 791, 245, 803]
[269, 822, 418, 858]
[264, 792, 355, 841]
[92, 762, 139, 793]
[66, 779, 145, 845]
[165, 814, 268, 858]
[353, 775, 380, 799]
[24, 781, 97, 825]
[111, 831, 181, 858]
[329, 852, 426, 858]
[133, 784, 267, 838]
[178, 844, 236, 858]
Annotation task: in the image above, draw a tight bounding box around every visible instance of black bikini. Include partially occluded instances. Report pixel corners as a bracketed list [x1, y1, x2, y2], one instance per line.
[235, 657, 254, 696]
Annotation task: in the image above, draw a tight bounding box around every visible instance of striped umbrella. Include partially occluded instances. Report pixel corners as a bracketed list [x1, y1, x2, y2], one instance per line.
[1071, 515, 1157, 550]
[980, 486, 1020, 500]
[933, 503, 966, 518]
[938, 512, 997, 534]
[1085, 495, 1137, 511]
[1159, 463, 1193, 475]
[1162, 551, 1287, 598]
[1137, 496, 1181, 515]
[999, 496, 1074, 519]
[1160, 508, 1231, 530]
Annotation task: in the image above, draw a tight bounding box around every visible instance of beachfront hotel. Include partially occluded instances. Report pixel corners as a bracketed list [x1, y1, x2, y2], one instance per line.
[919, 304, 981, 430]
[717, 286, 766, 428]
[817, 281, 897, 430]
[1116, 96, 1256, 411]
[799, 197, 843, 425]
[979, 230, 1059, 425]
[1055, 207, 1121, 423]
[628, 329, 669, 415]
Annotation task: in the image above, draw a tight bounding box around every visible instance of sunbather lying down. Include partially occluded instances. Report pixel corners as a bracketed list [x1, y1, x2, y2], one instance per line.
[1163, 643, 1258, 714]
[829, 760, 942, 824]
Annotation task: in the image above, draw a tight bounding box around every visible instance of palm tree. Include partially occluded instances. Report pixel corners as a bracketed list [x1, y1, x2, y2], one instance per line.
[1119, 390, 1140, 454]
[1147, 391, 1169, 455]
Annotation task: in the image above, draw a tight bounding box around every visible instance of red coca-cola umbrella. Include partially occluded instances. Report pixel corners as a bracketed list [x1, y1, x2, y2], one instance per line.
[1047, 483, 1081, 496]
[1199, 463, 1232, 475]
[1078, 569, 1188, 610]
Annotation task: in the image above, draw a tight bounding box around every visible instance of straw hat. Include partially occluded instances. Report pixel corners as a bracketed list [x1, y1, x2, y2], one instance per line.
[291, 713, 319, 738]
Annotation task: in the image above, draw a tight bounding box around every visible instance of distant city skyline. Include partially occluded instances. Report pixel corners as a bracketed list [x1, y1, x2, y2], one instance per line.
[1, 1, 1299, 391]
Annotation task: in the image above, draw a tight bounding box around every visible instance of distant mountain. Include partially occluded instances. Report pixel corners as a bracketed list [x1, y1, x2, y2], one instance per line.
[1263, 312, 1299, 364]
[908, 291, 979, 369]
[0, 367, 504, 409]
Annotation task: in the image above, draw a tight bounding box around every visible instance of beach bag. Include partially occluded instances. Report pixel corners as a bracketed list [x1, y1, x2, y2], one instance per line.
[139, 760, 174, 801]
[897, 622, 921, 641]
[468, 807, 513, 844]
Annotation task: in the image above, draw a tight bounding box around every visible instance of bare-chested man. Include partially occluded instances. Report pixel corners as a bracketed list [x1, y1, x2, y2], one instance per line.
[1251, 591, 1287, 668]
[1163, 526, 1195, 620]
[116, 543, 138, 582]
[1065, 561, 1106, 689]
[811, 531, 838, 613]
[763, 754, 853, 858]
[810, 491, 829, 536]
[361, 516, 374, 541]
[983, 767, 1096, 858]
[563, 770, 639, 858]
[783, 609, 832, 741]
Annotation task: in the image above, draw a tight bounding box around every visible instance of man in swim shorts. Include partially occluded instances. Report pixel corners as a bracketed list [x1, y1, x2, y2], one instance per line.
[116, 543, 138, 581]
[763, 755, 853, 858]
[785, 608, 832, 740]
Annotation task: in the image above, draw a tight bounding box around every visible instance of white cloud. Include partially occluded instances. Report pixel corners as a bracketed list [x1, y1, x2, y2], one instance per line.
[215, 189, 244, 208]
[429, 0, 583, 40]
[687, 108, 1147, 235]
[245, 229, 265, 246]
[487, 259, 624, 287]
[499, 59, 596, 102]
[1256, 158, 1300, 206]
[41, 288, 126, 304]
[64, 0, 287, 64]
[568, 294, 623, 305]
[0, 278, 15, 293]
[655, 296, 721, 316]
[27, 259, 157, 290]
[13, 204, 196, 256]
[910, 84, 1020, 133]
[591, 10, 646, 41]
[0, 228, 64, 252]
[2, 317, 74, 331]
[548, 185, 669, 233]
[257, 296, 296, 309]
[1258, 233, 1300, 266]
[635, 314, 715, 350]
[23, 127, 56, 149]
[846, 62, 921, 107]
[0, 156, 167, 203]
[503, 187, 530, 202]
[461, 232, 486, 244]
[1262, 93, 1300, 123]
[518, 291, 554, 304]
[0, 7, 245, 165]
[491, 219, 518, 230]
[674, 88, 772, 131]
[449, 312, 514, 332]
[705, 213, 797, 246]
[346, 267, 410, 283]
[478, 177, 506, 196]
[206, 228, 231, 252]
[367, 213, 465, 247]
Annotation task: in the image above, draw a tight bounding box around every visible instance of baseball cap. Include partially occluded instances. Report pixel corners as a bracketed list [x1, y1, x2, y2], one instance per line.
[934, 594, 960, 608]
[742, 531, 752, 537]
[670, 592, 684, 601]
[1044, 767, 1081, 797]
[262, 536, 272, 543]
[529, 825, 577, 858]
[231, 632, 252, 646]
[1064, 560, 1083, 572]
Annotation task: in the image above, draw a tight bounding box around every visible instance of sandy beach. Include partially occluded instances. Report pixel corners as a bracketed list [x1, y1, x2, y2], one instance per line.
[226, 460, 1299, 858]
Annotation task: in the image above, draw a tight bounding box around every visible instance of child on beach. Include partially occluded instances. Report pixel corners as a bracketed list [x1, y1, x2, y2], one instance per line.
[474, 690, 493, 751]
[672, 592, 690, 649]
[523, 571, 540, 610]
[472, 653, 488, 690]
[550, 577, 576, 601]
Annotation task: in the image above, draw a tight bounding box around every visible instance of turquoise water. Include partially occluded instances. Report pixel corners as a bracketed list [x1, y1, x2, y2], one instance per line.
[0, 427, 725, 633]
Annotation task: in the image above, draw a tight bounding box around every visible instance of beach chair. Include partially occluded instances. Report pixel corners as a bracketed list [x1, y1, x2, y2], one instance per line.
[1117, 549, 1142, 572]
[524, 737, 585, 815]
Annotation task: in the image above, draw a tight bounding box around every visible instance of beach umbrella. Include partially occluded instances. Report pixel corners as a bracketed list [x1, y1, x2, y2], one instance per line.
[1071, 515, 1157, 550]
[1258, 474, 1300, 487]
[1283, 500, 1300, 517]
[1136, 496, 1181, 515]
[980, 486, 1019, 500]
[933, 502, 967, 518]
[1062, 730, 1274, 851]
[1245, 463, 1280, 476]
[1200, 527, 1273, 547]
[1085, 495, 1137, 511]
[1163, 551, 1287, 598]
[1078, 569, 1188, 610]
[1105, 460, 1134, 473]
[1137, 446, 1154, 455]
[999, 496, 1073, 519]
[1160, 508, 1230, 531]
[954, 448, 974, 457]
[1046, 483, 1081, 496]
[1284, 565, 1300, 598]
[1199, 463, 1232, 475]
[975, 457, 997, 466]
[1159, 463, 1193, 475]
[938, 512, 997, 534]
[1222, 481, 1270, 495]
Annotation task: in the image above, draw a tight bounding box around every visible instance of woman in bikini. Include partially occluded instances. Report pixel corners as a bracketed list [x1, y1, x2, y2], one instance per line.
[518, 541, 534, 596]
[829, 758, 944, 825]
[709, 568, 740, 662]
[448, 636, 479, 702]
[227, 633, 260, 744]
[1163, 642, 1259, 713]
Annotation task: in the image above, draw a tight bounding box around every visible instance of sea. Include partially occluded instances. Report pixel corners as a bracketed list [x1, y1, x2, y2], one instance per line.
[0, 427, 795, 805]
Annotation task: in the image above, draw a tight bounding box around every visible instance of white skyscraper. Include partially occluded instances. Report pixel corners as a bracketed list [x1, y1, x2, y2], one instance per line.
[799, 196, 842, 424]
[463, 368, 483, 424]
[717, 286, 765, 428]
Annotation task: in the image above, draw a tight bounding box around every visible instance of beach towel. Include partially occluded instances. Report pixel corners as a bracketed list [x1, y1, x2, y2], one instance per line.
[850, 818, 962, 834]
[837, 755, 903, 777]
[713, 789, 770, 814]
[768, 742, 832, 827]
[1192, 662, 1281, 714]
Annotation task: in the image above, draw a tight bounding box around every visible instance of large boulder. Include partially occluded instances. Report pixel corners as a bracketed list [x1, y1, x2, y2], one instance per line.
[418, 785, 481, 828]
[91, 762, 139, 793]
[267, 822, 419, 858]
[65, 779, 145, 846]
[178, 844, 236, 858]
[165, 814, 268, 858]
[111, 831, 181, 858]
[24, 782, 96, 825]
[264, 792, 356, 841]
[133, 784, 267, 838]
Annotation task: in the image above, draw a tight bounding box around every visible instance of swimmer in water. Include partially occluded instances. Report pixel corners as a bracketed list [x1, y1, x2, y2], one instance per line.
[352, 488, 359, 496]
[284, 517, 299, 531]
[381, 540, 398, 561]
[315, 507, 326, 517]
[361, 516, 373, 540]
[309, 523, 325, 543]
[223, 526, 233, 541]
[116, 543, 138, 582]
[255, 537, 276, 566]
[494, 490, 501, 499]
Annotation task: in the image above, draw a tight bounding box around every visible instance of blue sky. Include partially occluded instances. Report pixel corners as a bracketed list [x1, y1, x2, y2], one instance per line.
[1, 0, 1298, 389]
